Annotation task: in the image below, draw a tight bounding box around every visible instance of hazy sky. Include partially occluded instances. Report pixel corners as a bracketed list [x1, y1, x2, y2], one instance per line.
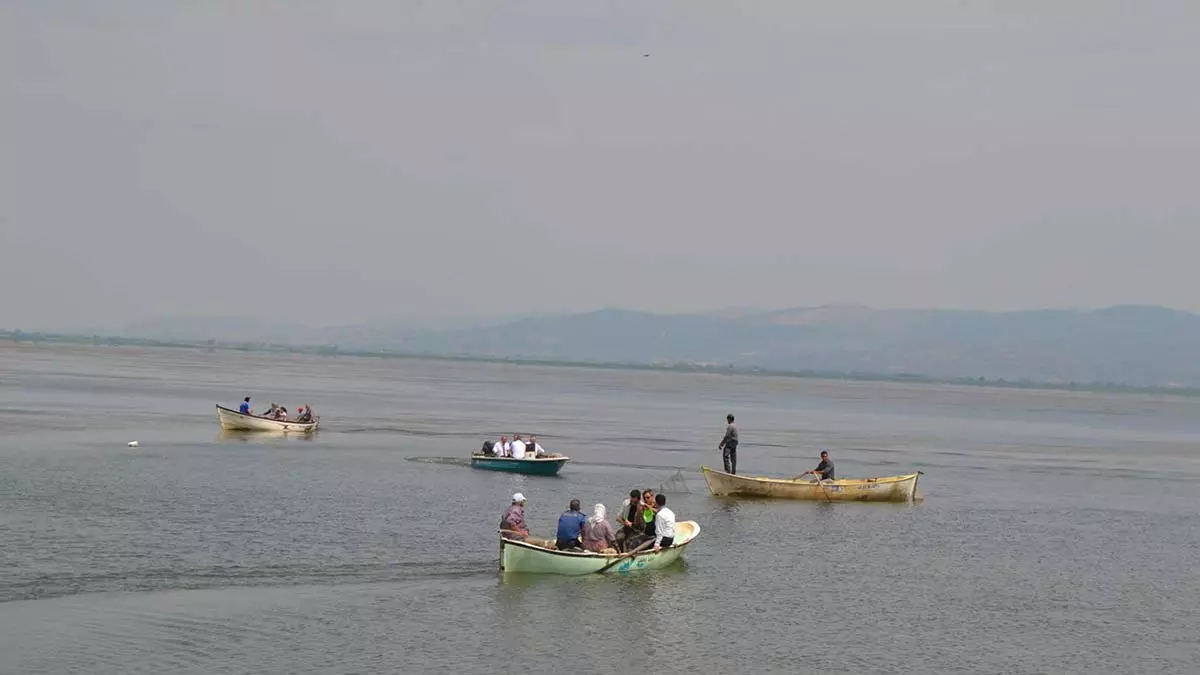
[2, 1, 1198, 329]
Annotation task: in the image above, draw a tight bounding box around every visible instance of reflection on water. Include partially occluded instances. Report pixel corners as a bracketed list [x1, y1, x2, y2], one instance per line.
[215, 429, 319, 443]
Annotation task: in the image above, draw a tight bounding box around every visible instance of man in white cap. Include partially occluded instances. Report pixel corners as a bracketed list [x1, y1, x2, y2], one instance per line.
[500, 493, 530, 541]
[499, 493, 554, 547]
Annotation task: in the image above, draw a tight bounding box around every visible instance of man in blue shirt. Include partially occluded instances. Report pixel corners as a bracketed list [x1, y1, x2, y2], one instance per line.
[239, 396, 252, 415]
[555, 499, 588, 551]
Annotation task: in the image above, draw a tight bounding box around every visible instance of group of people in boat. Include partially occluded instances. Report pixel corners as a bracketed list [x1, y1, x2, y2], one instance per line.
[479, 434, 549, 459]
[499, 488, 677, 554]
[238, 396, 315, 423]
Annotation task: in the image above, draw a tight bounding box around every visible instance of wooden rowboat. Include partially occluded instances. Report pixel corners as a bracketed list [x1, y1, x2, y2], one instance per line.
[215, 404, 320, 433]
[701, 466, 922, 502]
[499, 521, 700, 575]
[470, 454, 569, 476]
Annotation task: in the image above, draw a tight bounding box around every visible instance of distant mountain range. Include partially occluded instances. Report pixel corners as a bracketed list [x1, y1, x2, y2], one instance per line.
[31, 304, 1200, 387]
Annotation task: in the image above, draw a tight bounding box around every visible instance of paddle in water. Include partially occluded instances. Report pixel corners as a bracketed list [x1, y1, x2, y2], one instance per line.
[596, 538, 655, 573]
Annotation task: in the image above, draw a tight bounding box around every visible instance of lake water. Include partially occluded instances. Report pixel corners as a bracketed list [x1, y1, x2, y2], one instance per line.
[1, 343, 1198, 674]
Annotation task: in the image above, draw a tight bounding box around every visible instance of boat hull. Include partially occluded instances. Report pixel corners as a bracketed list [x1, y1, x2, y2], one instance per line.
[500, 521, 700, 575]
[215, 405, 319, 433]
[701, 466, 921, 502]
[470, 454, 568, 476]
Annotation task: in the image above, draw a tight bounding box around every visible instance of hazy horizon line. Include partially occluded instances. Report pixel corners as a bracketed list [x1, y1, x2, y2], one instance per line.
[31, 301, 1200, 334]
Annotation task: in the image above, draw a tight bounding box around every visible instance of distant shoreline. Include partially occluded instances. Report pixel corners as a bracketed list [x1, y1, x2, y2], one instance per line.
[4, 330, 1199, 398]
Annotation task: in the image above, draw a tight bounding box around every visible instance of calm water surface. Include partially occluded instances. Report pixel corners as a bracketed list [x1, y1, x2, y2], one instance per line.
[1, 343, 1198, 674]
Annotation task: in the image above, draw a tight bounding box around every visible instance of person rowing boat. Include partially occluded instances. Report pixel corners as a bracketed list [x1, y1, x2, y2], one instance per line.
[792, 450, 835, 481]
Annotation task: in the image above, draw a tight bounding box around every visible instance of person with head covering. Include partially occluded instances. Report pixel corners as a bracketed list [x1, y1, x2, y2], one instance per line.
[500, 493, 529, 541]
[296, 405, 314, 423]
[581, 503, 617, 553]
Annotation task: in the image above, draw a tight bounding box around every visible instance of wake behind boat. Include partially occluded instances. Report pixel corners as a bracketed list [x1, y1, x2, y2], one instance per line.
[702, 466, 922, 502]
[499, 521, 700, 574]
[215, 404, 320, 433]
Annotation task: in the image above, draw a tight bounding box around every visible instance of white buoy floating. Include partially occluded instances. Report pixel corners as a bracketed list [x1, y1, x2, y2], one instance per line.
[127, 441, 139, 447]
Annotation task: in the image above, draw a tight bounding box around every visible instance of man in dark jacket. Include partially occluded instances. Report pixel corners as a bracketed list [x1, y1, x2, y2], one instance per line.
[718, 414, 739, 474]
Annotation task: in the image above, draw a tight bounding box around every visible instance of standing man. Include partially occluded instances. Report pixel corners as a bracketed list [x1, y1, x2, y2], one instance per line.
[555, 499, 588, 550]
[794, 450, 835, 481]
[718, 414, 739, 474]
[652, 494, 676, 550]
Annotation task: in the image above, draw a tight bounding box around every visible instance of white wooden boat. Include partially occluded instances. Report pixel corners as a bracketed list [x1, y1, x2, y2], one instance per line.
[702, 466, 922, 502]
[499, 521, 700, 575]
[215, 404, 320, 433]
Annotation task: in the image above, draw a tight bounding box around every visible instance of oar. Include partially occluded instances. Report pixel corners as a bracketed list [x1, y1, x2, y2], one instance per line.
[791, 471, 834, 502]
[595, 538, 655, 573]
[813, 476, 834, 503]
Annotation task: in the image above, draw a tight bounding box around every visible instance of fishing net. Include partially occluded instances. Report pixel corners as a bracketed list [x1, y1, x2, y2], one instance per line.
[658, 469, 691, 494]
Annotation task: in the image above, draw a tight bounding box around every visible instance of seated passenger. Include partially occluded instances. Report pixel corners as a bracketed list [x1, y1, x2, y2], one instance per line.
[239, 396, 252, 415]
[614, 489, 642, 552]
[500, 493, 529, 541]
[626, 489, 657, 550]
[529, 435, 547, 457]
[555, 499, 587, 551]
[582, 503, 617, 553]
[510, 434, 527, 459]
[652, 494, 676, 550]
[641, 489, 657, 537]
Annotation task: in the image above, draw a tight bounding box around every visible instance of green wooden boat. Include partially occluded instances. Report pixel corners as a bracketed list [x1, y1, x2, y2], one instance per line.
[470, 454, 569, 476]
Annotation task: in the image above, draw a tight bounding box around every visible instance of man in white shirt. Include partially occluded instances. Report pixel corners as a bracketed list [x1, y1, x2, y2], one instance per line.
[653, 493, 676, 550]
[494, 436, 509, 457]
[510, 434, 527, 459]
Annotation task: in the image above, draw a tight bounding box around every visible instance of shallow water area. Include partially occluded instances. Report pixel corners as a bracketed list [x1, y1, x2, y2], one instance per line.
[1, 343, 1199, 674]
